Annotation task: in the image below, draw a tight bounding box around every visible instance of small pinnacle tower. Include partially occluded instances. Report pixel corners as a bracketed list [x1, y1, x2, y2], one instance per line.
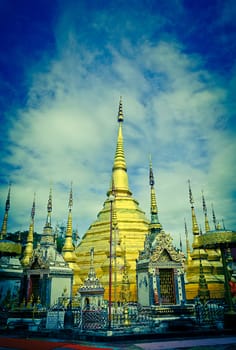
[41, 188, 54, 247]
[184, 219, 192, 264]
[185, 181, 224, 300]
[79, 247, 104, 309]
[202, 191, 210, 233]
[0, 184, 11, 240]
[62, 184, 82, 293]
[120, 242, 131, 303]
[149, 157, 162, 240]
[201, 192, 221, 262]
[21, 194, 35, 267]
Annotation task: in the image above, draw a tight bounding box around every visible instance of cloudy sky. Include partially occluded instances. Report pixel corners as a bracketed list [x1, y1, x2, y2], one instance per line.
[0, 0, 235, 250]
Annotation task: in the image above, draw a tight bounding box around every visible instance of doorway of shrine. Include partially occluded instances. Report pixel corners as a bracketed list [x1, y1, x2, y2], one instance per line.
[159, 268, 176, 304]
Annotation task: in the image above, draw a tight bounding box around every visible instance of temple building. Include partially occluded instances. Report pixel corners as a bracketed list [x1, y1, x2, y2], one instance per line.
[75, 99, 150, 302]
[136, 161, 186, 307]
[20, 190, 73, 308]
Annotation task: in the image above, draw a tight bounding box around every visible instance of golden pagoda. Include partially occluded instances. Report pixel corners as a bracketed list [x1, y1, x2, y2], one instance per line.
[75, 98, 150, 301]
[185, 181, 224, 300]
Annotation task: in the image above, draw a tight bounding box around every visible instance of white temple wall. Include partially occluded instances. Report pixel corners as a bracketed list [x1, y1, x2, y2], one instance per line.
[137, 271, 149, 306]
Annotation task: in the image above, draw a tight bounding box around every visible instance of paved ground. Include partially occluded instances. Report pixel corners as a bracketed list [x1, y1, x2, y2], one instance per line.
[0, 336, 236, 350]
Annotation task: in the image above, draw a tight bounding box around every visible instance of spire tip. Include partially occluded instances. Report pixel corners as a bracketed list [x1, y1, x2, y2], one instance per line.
[117, 96, 124, 122]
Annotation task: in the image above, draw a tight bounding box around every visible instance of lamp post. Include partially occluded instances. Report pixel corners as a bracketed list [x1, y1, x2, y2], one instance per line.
[108, 193, 115, 330]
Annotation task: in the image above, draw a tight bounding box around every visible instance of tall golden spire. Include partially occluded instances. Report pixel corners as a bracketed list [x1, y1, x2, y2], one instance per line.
[75, 99, 149, 302]
[149, 157, 162, 236]
[202, 191, 210, 232]
[0, 184, 11, 240]
[188, 180, 200, 238]
[62, 184, 75, 260]
[21, 194, 35, 267]
[108, 97, 132, 197]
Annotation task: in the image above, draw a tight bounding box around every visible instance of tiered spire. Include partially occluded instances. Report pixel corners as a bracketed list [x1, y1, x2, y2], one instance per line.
[120, 240, 130, 303]
[211, 203, 221, 230]
[62, 184, 76, 261]
[41, 188, 54, 246]
[108, 97, 132, 197]
[184, 219, 192, 263]
[188, 180, 208, 260]
[188, 180, 200, 240]
[21, 194, 35, 266]
[149, 157, 162, 238]
[80, 247, 104, 291]
[0, 184, 11, 240]
[202, 191, 210, 232]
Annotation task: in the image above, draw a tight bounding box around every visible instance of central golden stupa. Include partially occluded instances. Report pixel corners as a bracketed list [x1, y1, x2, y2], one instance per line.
[75, 99, 150, 301]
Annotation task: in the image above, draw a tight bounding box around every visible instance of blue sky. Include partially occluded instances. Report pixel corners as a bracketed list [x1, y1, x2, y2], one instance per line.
[0, 0, 235, 249]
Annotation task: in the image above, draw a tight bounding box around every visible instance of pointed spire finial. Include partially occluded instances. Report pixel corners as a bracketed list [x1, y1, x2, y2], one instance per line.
[31, 193, 36, 221]
[202, 190, 210, 232]
[48, 188, 52, 213]
[117, 96, 124, 122]
[188, 179, 194, 206]
[69, 182, 73, 211]
[211, 203, 217, 230]
[149, 157, 162, 236]
[179, 233, 183, 251]
[149, 155, 154, 186]
[5, 183, 11, 212]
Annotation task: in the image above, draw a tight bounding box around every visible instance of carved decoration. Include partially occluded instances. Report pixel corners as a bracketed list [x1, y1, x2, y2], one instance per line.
[150, 230, 182, 263]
